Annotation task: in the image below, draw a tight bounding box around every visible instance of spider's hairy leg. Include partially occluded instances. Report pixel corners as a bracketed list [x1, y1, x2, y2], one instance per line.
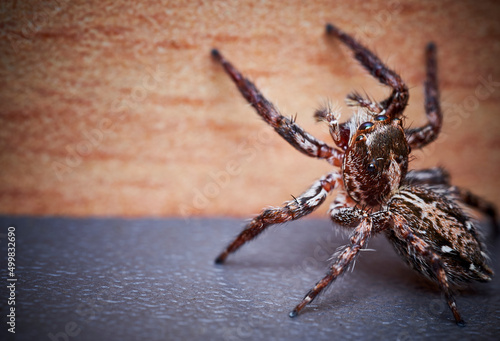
[405, 167, 450, 186]
[211, 49, 343, 167]
[290, 214, 379, 317]
[325, 23, 409, 118]
[406, 42, 443, 149]
[449, 186, 499, 236]
[394, 220, 466, 326]
[215, 172, 342, 264]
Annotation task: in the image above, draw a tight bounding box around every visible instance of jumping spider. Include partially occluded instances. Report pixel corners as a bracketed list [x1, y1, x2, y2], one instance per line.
[211, 23, 497, 326]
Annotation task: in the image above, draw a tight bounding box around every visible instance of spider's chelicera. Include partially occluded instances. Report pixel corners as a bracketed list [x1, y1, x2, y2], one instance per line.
[211, 23, 497, 326]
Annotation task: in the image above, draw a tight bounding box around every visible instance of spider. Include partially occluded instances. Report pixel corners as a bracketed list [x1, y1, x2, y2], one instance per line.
[210, 23, 497, 326]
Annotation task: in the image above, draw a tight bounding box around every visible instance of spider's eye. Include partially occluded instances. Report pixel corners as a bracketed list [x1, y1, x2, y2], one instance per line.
[355, 134, 366, 142]
[367, 161, 378, 173]
[374, 114, 389, 122]
[358, 122, 374, 131]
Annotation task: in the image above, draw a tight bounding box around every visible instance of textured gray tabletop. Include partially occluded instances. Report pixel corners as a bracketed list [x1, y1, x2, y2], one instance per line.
[0, 216, 499, 340]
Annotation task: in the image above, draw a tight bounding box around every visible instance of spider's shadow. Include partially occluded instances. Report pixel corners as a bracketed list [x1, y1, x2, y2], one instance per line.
[216, 219, 497, 313]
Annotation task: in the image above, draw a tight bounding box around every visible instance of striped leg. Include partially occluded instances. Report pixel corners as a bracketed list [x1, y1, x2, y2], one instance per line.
[289, 215, 375, 317]
[405, 167, 450, 186]
[215, 172, 342, 264]
[211, 49, 343, 167]
[450, 187, 499, 236]
[406, 42, 443, 149]
[395, 222, 465, 326]
[325, 23, 409, 119]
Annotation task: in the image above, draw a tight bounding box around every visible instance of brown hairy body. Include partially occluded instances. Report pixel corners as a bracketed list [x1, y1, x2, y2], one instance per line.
[211, 23, 497, 326]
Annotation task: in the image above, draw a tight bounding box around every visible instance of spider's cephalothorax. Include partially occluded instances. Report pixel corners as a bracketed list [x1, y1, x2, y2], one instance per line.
[211, 23, 498, 326]
[343, 113, 410, 207]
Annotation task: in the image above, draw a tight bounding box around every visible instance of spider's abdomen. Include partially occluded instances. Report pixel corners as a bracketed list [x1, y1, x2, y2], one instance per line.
[386, 186, 493, 284]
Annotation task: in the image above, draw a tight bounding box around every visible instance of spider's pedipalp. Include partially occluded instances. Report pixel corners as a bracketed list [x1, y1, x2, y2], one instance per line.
[345, 91, 384, 114]
[329, 196, 364, 228]
[314, 104, 346, 148]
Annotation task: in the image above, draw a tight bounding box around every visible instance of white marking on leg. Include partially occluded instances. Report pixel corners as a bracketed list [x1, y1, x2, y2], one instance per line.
[465, 221, 473, 231]
[441, 245, 454, 253]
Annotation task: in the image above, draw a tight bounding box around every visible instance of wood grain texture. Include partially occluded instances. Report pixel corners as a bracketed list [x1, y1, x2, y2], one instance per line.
[1, 0, 499, 217]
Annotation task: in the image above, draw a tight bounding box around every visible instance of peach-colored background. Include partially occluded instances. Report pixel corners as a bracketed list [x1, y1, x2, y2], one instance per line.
[1, 0, 499, 218]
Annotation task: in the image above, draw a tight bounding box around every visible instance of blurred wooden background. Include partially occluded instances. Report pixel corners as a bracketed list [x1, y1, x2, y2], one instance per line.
[1, 0, 499, 218]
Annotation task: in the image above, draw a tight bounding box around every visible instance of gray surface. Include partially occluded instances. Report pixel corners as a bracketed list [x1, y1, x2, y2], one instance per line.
[0, 216, 499, 341]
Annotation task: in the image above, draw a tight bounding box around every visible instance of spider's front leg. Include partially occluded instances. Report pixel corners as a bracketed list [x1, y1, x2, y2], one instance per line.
[325, 23, 409, 118]
[211, 49, 343, 167]
[215, 172, 342, 264]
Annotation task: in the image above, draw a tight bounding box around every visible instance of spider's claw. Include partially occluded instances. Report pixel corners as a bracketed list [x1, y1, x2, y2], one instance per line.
[211, 48, 221, 59]
[214, 252, 228, 264]
[426, 41, 436, 54]
[288, 310, 298, 318]
[325, 23, 343, 37]
[325, 23, 336, 35]
[456, 319, 466, 327]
